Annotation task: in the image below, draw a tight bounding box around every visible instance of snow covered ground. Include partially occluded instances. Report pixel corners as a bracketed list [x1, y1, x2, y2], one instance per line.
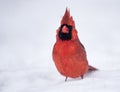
[0, 0, 120, 92]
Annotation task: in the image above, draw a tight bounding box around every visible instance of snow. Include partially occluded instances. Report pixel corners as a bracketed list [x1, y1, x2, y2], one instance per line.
[0, 0, 120, 92]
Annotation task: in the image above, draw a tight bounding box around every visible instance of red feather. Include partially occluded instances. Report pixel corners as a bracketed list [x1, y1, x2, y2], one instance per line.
[53, 8, 97, 81]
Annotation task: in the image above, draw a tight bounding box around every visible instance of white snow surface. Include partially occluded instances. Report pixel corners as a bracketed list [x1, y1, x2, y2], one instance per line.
[0, 0, 120, 92]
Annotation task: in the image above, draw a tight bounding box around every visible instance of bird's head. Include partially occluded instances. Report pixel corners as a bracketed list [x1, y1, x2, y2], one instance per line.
[56, 8, 78, 41]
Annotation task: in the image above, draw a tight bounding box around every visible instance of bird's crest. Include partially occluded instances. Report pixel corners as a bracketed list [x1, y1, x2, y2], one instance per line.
[61, 8, 75, 27]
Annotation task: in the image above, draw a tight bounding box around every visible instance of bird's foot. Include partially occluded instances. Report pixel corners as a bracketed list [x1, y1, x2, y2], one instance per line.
[81, 75, 84, 79]
[65, 77, 68, 82]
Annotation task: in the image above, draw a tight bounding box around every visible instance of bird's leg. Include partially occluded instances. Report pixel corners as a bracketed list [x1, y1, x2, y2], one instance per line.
[65, 77, 68, 82]
[81, 75, 84, 79]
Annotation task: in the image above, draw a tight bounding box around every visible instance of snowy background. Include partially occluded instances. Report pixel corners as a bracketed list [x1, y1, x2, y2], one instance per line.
[0, 0, 120, 92]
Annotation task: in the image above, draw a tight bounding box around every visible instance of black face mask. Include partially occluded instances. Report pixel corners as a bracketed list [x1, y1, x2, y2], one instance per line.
[58, 24, 72, 41]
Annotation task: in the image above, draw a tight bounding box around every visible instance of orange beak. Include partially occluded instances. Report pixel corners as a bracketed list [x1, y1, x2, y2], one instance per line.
[62, 25, 69, 33]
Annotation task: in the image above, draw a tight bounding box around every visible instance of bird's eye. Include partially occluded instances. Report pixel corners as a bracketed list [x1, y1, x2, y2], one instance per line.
[67, 25, 72, 31]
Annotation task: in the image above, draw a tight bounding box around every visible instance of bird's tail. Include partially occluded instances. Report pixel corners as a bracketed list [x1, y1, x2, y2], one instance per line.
[88, 65, 98, 71]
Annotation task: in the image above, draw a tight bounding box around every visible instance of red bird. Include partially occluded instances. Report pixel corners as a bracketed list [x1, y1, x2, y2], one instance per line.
[52, 9, 96, 81]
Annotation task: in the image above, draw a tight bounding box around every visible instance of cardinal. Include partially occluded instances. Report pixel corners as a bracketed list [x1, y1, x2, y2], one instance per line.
[52, 8, 97, 81]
